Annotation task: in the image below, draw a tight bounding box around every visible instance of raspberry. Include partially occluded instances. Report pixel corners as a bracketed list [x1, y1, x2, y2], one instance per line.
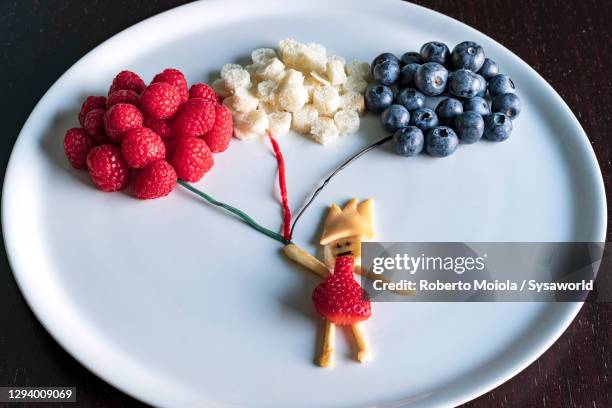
[108, 70, 146, 96]
[202, 104, 233, 153]
[63, 128, 96, 169]
[86, 144, 130, 192]
[163, 138, 177, 161]
[107, 89, 140, 108]
[152, 68, 189, 103]
[121, 127, 166, 169]
[78, 96, 106, 126]
[171, 138, 213, 182]
[311, 256, 371, 325]
[104, 103, 144, 143]
[143, 117, 173, 139]
[139, 82, 182, 120]
[189, 83, 219, 105]
[134, 159, 176, 199]
[83, 108, 110, 144]
[172, 98, 215, 139]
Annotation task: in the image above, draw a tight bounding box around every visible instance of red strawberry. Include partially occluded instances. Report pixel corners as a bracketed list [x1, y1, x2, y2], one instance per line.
[143, 117, 173, 139]
[152, 68, 189, 103]
[121, 127, 166, 169]
[104, 103, 144, 143]
[312, 256, 371, 325]
[63, 128, 96, 169]
[108, 70, 146, 96]
[78, 95, 106, 127]
[86, 144, 130, 192]
[134, 159, 176, 199]
[202, 104, 232, 153]
[172, 98, 215, 139]
[107, 89, 140, 108]
[189, 83, 219, 105]
[139, 82, 182, 120]
[83, 108, 110, 144]
[171, 138, 213, 182]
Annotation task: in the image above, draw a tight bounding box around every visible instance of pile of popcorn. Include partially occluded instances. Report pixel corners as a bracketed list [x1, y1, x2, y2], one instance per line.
[212, 38, 371, 145]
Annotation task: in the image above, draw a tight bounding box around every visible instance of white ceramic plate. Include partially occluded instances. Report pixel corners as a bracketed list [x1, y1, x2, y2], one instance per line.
[3, 0, 606, 407]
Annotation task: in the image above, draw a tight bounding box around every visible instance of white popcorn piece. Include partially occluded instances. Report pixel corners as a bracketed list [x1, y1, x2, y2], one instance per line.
[222, 90, 259, 113]
[334, 109, 360, 135]
[278, 84, 309, 113]
[326, 56, 347, 87]
[310, 71, 331, 87]
[256, 80, 278, 103]
[268, 112, 292, 137]
[346, 60, 371, 80]
[234, 109, 269, 140]
[278, 38, 308, 69]
[282, 69, 305, 86]
[244, 63, 260, 79]
[300, 43, 328, 74]
[343, 74, 368, 94]
[310, 116, 339, 145]
[212, 78, 232, 99]
[256, 58, 286, 81]
[313, 85, 341, 115]
[291, 104, 319, 134]
[251, 48, 277, 65]
[303, 76, 320, 100]
[220, 65, 251, 92]
[221, 63, 243, 77]
[340, 91, 366, 116]
[259, 101, 280, 113]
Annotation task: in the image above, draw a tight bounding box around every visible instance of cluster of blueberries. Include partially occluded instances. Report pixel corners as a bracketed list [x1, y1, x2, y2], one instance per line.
[365, 41, 521, 157]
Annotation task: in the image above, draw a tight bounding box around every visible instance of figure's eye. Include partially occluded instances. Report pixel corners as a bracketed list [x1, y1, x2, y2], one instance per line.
[336, 243, 341, 248]
[344, 242, 351, 247]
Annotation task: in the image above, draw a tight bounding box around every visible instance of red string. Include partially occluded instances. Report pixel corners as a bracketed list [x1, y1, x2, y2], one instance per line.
[268, 132, 291, 241]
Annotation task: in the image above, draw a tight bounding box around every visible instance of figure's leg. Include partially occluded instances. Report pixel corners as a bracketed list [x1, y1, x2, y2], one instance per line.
[351, 322, 371, 363]
[318, 319, 336, 368]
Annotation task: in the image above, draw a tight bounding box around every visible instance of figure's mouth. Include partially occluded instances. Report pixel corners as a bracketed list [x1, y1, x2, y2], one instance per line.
[337, 251, 353, 257]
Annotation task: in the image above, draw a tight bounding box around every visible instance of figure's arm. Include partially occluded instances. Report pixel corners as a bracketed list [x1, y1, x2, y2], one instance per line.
[283, 244, 330, 278]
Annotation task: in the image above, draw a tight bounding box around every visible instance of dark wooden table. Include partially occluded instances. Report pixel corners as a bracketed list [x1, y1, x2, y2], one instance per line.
[1, 1, 610, 406]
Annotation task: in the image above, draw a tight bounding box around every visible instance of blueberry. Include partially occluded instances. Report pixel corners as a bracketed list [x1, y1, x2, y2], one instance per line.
[410, 108, 439, 132]
[448, 69, 482, 98]
[492, 93, 521, 119]
[450, 41, 486, 72]
[435, 97, 464, 125]
[398, 63, 420, 88]
[372, 59, 401, 86]
[426, 126, 459, 157]
[463, 96, 490, 116]
[381, 104, 410, 133]
[484, 113, 513, 142]
[414, 62, 448, 96]
[393, 126, 424, 156]
[475, 73, 487, 97]
[371, 53, 400, 75]
[365, 84, 394, 114]
[478, 58, 499, 80]
[488, 74, 516, 97]
[419, 41, 450, 65]
[454, 112, 484, 144]
[397, 88, 426, 111]
[400, 51, 421, 66]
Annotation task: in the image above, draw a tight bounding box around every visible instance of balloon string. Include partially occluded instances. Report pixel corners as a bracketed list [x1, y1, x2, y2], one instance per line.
[268, 132, 291, 241]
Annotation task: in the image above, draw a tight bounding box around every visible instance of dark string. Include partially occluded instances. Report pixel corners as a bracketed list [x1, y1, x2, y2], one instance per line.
[288, 135, 393, 241]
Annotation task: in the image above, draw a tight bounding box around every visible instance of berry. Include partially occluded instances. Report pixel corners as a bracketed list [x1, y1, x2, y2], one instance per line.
[393, 126, 424, 157]
[86, 144, 130, 191]
[172, 138, 214, 182]
[139, 82, 182, 120]
[435, 98, 464, 126]
[380, 104, 410, 133]
[364, 84, 394, 114]
[476, 73, 488, 97]
[448, 69, 483, 99]
[400, 51, 421, 66]
[108, 70, 146, 96]
[172, 98, 216, 139]
[426, 126, 459, 157]
[311, 256, 371, 326]
[134, 159, 176, 199]
[163, 138, 177, 161]
[63, 128, 96, 169]
[463, 96, 490, 117]
[104, 103, 144, 142]
[152, 68, 189, 103]
[492, 93, 521, 119]
[107, 89, 140, 108]
[484, 113, 513, 142]
[450, 41, 486, 72]
[78, 96, 106, 127]
[488, 74, 516, 97]
[372, 59, 400, 86]
[143, 117, 174, 139]
[414, 62, 448, 96]
[420, 41, 450, 65]
[83, 108, 109, 143]
[370, 53, 400, 75]
[398, 63, 420, 89]
[397, 88, 426, 112]
[409, 108, 439, 132]
[454, 112, 484, 144]
[121, 127, 166, 169]
[478, 58, 499, 80]
[189, 83, 219, 104]
[202, 104, 233, 153]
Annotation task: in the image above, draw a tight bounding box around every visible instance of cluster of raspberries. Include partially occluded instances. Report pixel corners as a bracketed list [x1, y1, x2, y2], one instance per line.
[63, 69, 233, 199]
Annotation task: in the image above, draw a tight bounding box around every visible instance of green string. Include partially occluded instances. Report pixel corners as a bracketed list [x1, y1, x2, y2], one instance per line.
[178, 180, 290, 245]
